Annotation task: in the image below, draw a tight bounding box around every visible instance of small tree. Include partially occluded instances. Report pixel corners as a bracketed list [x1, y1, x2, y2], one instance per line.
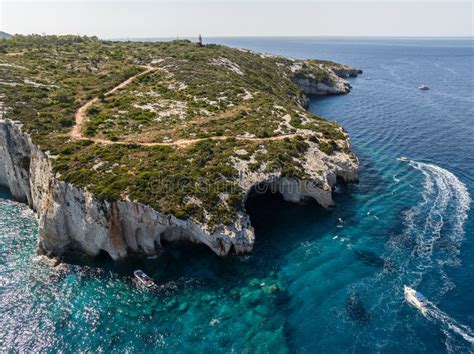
[198, 34, 203, 47]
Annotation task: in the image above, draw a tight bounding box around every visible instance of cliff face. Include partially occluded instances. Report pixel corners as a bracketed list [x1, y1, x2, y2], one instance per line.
[235, 142, 358, 207]
[0, 118, 357, 260]
[0, 120, 256, 259]
[290, 62, 363, 96]
[0, 36, 361, 260]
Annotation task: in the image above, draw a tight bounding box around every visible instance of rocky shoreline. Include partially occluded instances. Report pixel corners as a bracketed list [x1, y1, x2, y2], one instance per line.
[291, 62, 362, 96]
[0, 54, 361, 260]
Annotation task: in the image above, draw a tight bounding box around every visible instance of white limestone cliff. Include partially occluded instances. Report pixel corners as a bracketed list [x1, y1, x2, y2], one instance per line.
[0, 58, 361, 260]
[0, 118, 357, 260]
[0, 120, 255, 259]
[291, 63, 363, 96]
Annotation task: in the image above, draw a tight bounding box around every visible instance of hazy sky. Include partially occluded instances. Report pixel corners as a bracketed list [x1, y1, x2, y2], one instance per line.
[1, 1, 472, 38]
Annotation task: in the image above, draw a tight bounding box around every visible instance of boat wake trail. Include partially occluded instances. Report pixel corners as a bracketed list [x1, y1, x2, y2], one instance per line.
[424, 303, 474, 346]
[396, 158, 471, 290]
[397, 159, 473, 349]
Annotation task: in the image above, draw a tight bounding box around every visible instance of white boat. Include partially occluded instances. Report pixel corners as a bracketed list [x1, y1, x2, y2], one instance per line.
[404, 285, 428, 315]
[134, 269, 155, 288]
[419, 84, 429, 91]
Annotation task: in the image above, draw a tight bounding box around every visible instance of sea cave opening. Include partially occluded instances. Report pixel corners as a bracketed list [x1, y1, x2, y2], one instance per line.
[244, 182, 330, 255]
[160, 226, 219, 257]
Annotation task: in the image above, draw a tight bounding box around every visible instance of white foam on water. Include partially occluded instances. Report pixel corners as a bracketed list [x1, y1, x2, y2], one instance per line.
[399, 159, 473, 349]
[421, 301, 474, 348]
[411, 162, 451, 269]
[364, 159, 473, 350]
[406, 160, 471, 275]
[390, 159, 471, 285]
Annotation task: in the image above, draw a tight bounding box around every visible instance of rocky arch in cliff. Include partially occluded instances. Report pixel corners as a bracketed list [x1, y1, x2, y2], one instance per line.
[1, 120, 357, 261]
[243, 177, 335, 209]
[243, 179, 331, 252]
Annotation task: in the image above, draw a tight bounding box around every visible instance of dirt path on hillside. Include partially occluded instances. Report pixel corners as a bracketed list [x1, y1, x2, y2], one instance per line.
[70, 65, 156, 139]
[70, 65, 301, 147]
[73, 133, 301, 148]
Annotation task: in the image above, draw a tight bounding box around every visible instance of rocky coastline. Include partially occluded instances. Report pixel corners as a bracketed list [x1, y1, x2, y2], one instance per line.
[0, 44, 361, 260]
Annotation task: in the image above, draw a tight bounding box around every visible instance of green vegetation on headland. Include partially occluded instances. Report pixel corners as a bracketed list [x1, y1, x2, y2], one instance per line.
[0, 35, 355, 230]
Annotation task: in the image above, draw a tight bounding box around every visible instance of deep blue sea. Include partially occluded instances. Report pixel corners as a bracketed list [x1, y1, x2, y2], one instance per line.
[1, 37, 473, 353]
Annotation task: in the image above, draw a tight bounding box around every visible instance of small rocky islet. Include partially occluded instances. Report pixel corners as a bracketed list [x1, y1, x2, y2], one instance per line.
[0, 35, 361, 260]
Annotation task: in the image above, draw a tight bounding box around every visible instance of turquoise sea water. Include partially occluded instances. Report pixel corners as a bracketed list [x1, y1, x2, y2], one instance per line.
[1, 38, 473, 353]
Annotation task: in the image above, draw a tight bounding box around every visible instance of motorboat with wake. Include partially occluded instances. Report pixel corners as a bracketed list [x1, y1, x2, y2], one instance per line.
[404, 285, 429, 315]
[404, 286, 474, 343]
[418, 84, 430, 91]
[134, 270, 155, 288]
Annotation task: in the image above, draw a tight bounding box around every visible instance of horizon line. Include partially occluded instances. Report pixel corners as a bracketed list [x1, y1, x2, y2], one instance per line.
[3, 31, 473, 40]
[108, 35, 472, 40]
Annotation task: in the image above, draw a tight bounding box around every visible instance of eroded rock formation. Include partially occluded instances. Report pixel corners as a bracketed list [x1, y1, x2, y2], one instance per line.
[0, 45, 361, 260]
[0, 118, 357, 260]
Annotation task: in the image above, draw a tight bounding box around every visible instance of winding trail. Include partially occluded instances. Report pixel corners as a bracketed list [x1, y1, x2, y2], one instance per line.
[71, 65, 156, 140]
[81, 134, 301, 148]
[70, 65, 301, 147]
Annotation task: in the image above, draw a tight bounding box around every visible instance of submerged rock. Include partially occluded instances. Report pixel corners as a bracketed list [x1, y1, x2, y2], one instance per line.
[240, 289, 263, 308]
[346, 291, 371, 325]
[354, 250, 396, 273]
[34, 254, 61, 267]
[264, 284, 280, 295]
[245, 326, 288, 354]
[178, 302, 189, 313]
[354, 250, 385, 268]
